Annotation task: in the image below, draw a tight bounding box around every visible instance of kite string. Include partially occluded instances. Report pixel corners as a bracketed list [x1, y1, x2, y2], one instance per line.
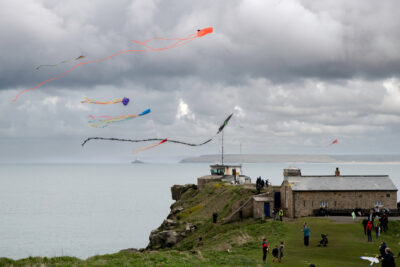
[13, 32, 201, 102]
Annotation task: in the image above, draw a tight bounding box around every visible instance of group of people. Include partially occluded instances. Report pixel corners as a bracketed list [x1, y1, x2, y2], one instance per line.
[261, 238, 284, 263]
[378, 241, 396, 267]
[272, 207, 284, 221]
[362, 208, 390, 242]
[255, 176, 269, 194]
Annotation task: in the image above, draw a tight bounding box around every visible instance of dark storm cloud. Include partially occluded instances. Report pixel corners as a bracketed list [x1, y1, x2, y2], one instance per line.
[1, 0, 400, 162]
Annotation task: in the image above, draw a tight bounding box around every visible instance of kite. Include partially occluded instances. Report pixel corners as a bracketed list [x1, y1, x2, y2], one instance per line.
[133, 138, 168, 154]
[35, 55, 85, 70]
[81, 97, 130, 106]
[13, 27, 213, 102]
[88, 108, 150, 128]
[360, 256, 379, 266]
[331, 139, 338, 145]
[81, 113, 232, 147]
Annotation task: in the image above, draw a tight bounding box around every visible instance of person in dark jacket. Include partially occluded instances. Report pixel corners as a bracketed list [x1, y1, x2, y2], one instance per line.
[212, 211, 218, 224]
[261, 238, 269, 262]
[379, 241, 387, 257]
[272, 245, 279, 263]
[379, 247, 396, 267]
[363, 218, 368, 235]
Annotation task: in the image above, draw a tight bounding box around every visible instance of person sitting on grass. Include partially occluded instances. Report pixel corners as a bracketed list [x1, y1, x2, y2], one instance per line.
[272, 245, 279, 263]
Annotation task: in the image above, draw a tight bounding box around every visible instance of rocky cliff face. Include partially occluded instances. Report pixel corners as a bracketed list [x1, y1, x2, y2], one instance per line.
[147, 184, 198, 249]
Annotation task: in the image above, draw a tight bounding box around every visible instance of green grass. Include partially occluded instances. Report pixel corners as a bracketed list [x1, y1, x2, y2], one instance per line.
[1, 184, 399, 266]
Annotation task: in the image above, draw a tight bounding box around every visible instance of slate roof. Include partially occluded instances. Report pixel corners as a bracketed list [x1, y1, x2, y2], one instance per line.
[288, 175, 397, 191]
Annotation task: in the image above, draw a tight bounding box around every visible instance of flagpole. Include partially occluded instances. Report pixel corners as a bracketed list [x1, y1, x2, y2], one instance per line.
[221, 129, 224, 165]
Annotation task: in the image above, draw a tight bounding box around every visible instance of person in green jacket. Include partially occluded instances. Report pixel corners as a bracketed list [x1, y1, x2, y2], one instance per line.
[279, 208, 284, 222]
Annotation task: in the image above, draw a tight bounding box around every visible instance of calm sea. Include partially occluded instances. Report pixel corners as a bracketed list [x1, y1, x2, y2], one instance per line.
[1, 162, 400, 259]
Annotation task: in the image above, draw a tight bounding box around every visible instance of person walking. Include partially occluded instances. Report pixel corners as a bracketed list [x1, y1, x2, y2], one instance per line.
[366, 221, 373, 242]
[279, 208, 284, 222]
[303, 222, 311, 246]
[261, 238, 269, 262]
[351, 210, 356, 221]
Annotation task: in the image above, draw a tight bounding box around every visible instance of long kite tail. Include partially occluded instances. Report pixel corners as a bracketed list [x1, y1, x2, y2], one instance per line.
[14, 28, 213, 102]
[133, 138, 168, 154]
[35, 55, 85, 70]
[81, 97, 123, 104]
[81, 137, 212, 147]
[88, 108, 151, 128]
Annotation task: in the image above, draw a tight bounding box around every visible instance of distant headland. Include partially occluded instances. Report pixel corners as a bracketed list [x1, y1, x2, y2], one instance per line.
[180, 154, 400, 164]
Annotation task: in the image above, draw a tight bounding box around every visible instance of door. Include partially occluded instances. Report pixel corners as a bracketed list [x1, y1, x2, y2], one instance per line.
[274, 192, 281, 209]
[264, 202, 270, 217]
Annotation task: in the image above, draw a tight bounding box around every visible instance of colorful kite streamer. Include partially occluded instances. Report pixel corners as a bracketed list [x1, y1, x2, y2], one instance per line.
[35, 55, 85, 70]
[88, 108, 150, 128]
[81, 97, 130, 105]
[133, 138, 168, 154]
[13, 27, 213, 102]
[81, 113, 233, 147]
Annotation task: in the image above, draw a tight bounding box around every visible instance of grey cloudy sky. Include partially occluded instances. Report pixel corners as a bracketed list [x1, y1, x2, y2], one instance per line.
[1, 0, 400, 163]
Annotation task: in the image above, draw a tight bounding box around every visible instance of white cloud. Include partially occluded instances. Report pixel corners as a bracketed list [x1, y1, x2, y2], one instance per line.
[176, 98, 195, 120]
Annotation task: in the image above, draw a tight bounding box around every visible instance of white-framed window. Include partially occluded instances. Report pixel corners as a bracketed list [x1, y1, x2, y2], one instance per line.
[374, 201, 384, 207]
[320, 201, 328, 208]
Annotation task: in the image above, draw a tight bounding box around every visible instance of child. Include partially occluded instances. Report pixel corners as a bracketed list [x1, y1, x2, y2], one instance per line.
[376, 223, 381, 238]
[272, 245, 279, 263]
[279, 241, 285, 262]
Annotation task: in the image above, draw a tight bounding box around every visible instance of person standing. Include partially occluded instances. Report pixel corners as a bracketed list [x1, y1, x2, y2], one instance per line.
[379, 241, 387, 257]
[272, 208, 277, 221]
[279, 241, 285, 263]
[379, 247, 396, 267]
[272, 245, 279, 263]
[212, 211, 218, 224]
[376, 223, 381, 238]
[366, 221, 373, 242]
[261, 238, 269, 262]
[362, 218, 368, 235]
[303, 222, 310, 246]
[351, 210, 356, 221]
[279, 208, 284, 222]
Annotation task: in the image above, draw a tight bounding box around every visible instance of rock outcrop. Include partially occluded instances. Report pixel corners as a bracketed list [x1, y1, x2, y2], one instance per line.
[147, 184, 198, 249]
[171, 184, 197, 201]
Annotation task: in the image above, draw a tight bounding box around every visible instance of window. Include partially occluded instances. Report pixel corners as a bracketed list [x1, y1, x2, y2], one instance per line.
[312, 201, 313, 207]
[387, 194, 390, 198]
[334, 201, 337, 207]
[320, 201, 328, 208]
[303, 200, 306, 207]
[374, 201, 384, 207]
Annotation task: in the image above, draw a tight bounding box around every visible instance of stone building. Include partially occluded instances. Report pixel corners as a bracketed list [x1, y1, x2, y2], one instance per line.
[280, 168, 398, 218]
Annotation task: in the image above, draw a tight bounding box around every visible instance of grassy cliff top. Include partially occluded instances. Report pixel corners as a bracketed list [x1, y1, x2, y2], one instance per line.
[2, 183, 400, 266]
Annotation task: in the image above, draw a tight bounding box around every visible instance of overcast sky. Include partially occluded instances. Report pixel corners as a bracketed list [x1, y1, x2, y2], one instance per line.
[1, 0, 400, 163]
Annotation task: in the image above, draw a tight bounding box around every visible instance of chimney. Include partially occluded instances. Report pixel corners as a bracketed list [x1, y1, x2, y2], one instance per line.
[284, 167, 301, 177]
[335, 167, 340, 176]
